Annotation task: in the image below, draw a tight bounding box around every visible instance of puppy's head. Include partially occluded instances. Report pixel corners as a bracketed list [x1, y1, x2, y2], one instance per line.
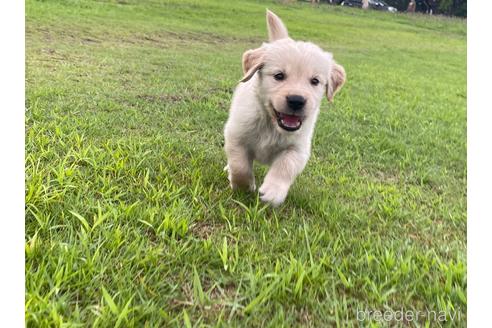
[241, 10, 346, 133]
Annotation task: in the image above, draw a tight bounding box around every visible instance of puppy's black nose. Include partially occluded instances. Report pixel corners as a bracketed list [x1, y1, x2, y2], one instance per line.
[286, 95, 306, 111]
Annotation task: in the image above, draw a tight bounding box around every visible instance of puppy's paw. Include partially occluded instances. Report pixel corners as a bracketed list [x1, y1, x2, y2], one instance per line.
[259, 180, 288, 207]
[230, 180, 256, 192]
[226, 166, 256, 192]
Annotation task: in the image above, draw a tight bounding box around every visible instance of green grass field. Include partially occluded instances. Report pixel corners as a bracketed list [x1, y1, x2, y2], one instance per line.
[25, 0, 466, 326]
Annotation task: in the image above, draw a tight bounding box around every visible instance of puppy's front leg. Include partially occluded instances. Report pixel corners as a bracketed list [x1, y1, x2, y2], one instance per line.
[225, 144, 256, 191]
[259, 149, 308, 206]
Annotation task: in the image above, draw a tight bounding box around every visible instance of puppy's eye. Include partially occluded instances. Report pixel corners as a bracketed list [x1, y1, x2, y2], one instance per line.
[274, 72, 285, 81]
[310, 78, 320, 86]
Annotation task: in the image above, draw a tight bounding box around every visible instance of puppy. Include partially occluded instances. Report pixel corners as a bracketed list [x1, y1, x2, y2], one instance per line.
[224, 10, 346, 206]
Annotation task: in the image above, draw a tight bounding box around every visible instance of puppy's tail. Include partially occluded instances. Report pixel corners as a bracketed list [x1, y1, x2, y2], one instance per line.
[266, 9, 289, 42]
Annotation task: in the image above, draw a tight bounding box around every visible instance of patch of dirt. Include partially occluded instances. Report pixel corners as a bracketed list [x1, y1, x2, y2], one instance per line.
[205, 282, 239, 318]
[135, 88, 231, 106]
[298, 307, 314, 326]
[27, 24, 262, 51]
[190, 221, 221, 240]
[210, 282, 237, 300]
[81, 37, 101, 44]
[122, 30, 262, 47]
[374, 170, 401, 184]
[136, 94, 185, 103]
[360, 168, 401, 185]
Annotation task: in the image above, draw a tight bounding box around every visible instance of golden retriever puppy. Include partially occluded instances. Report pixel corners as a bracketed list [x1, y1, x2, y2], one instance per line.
[224, 10, 346, 206]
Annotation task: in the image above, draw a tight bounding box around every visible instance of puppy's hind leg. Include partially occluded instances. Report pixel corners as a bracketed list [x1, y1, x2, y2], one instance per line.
[224, 144, 256, 192]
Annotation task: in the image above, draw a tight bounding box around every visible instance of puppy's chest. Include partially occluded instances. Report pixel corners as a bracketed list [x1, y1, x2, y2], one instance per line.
[248, 128, 296, 165]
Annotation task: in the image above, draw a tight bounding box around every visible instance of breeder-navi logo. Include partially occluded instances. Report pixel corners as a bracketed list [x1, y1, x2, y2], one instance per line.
[356, 308, 462, 324]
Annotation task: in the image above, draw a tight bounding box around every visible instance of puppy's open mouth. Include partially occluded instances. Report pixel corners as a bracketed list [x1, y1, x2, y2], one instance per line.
[273, 108, 303, 132]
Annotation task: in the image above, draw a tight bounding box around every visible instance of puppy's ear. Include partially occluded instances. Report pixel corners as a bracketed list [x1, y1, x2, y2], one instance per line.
[326, 62, 346, 102]
[240, 48, 264, 82]
[266, 9, 288, 42]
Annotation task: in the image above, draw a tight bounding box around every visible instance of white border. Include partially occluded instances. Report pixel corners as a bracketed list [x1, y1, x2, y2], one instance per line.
[0, 0, 25, 326]
[468, 0, 492, 326]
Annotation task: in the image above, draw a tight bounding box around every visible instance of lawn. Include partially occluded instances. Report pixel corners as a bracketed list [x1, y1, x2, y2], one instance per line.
[25, 0, 467, 326]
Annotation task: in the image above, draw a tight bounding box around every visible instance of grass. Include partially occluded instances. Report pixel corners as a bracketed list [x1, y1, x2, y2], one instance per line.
[25, 0, 466, 326]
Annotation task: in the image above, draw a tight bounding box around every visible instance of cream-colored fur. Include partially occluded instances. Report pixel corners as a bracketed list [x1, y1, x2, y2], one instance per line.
[224, 10, 346, 206]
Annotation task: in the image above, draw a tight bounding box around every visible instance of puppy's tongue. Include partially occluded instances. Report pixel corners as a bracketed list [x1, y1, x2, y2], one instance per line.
[280, 113, 301, 128]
